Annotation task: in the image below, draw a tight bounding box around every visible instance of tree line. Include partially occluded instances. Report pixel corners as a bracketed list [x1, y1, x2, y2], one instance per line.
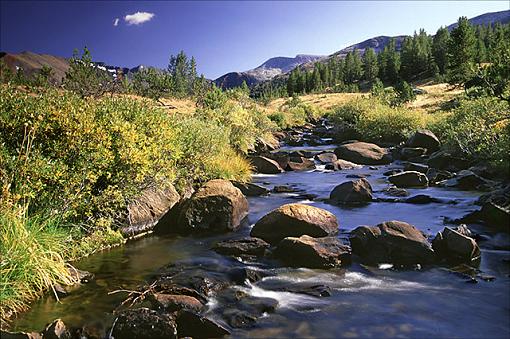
[253, 17, 509, 99]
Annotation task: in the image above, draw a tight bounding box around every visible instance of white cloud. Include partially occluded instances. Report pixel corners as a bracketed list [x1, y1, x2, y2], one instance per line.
[113, 18, 119, 27]
[124, 11, 155, 25]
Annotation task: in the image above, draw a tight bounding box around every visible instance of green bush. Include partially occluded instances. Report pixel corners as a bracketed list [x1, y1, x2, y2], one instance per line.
[329, 98, 432, 143]
[432, 96, 510, 173]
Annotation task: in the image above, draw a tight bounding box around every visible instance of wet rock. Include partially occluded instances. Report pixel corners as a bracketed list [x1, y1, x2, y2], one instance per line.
[406, 129, 440, 153]
[223, 310, 257, 328]
[405, 194, 442, 204]
[286, 157, 316, 171]
[432, 226, 481, 263]
[428, 151, 471, 171]
[252, 136, 280, 154]
[455, 170, 495, 191]
[176, 310, 230, 338]
[176, 179, 248, 234]
[227, 267, 272, 284]
[123, 185, 180, 237]
[334, 142, 392, 165]
[156, 265, 230, 297]
[388, 171, 428, 188]
[213, 237, 270, 257]
[290, 193, 318, 201]
[111, 308, 177, 339]
[401, 147, 427, 160]
[383, 169, 402, 176]
[276, 235, 351, 268]
[68, 268, 93, 283]
[329, 178, 373, 205]
[315, 152, 337, 164]
[382, 186, 410, 197]
[258, 279, 332, 298]
[232, 181, 269, 196]
[250, 156, 284, 174]
[151, 293, 205, 312]
[266, 152, 290, 170]
[152, 282, 207, 304]
[426, 168, 455, 184]
[350, 220, 435, 265]
[272, 185, 298, 193]
[41, 319, 70, 339]
[289, 150, 313, 158]
[251, 203, 338, 244]
[237, 295, 279, 313]
[404, 162, 429, 174]
[329, 159, 363, 171]
[346, 173, 370, 178]
[0, 331, 42, 339]
[480, 202, 510, 233]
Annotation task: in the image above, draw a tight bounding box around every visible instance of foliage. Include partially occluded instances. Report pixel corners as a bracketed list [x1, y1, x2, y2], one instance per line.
[432, 96, 510, 172]
[328, 97, 432, 143]
[63, 47, 117, 98]
[392, 80, 416, 106]
[131, 67, 169, 100]
[447, 17, 477, 87]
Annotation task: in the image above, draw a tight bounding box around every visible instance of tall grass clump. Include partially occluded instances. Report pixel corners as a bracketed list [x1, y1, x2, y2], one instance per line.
[269, 95, 323, 129]
[0, 203, 74, 325]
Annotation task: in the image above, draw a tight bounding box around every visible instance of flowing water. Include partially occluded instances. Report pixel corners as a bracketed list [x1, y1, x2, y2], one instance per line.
[11, 143, 510, 338]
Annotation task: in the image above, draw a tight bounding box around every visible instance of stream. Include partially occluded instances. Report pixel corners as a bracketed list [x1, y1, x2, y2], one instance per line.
[11, 141, 510, 338]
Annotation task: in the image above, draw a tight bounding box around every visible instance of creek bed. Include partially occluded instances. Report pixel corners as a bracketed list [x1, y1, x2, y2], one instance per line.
[11, 143, 510, 338]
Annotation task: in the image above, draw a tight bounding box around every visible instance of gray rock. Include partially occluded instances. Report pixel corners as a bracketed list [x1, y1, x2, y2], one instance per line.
[213, 237, 270, 256]
[407, 129, 440, 153]
[335, 142, 392, 165]
[388, 171, 428, 188]
[251, 203, 338, 244]
[329, 178, 373, 205]
[350, 220, 435, 265]
[250, 156, 284, 174]
[275, 235, 351, 268]
[315, 152, 337, 164]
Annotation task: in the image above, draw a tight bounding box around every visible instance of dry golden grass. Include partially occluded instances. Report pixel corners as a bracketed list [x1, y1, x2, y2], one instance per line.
[265, 92, 363, 114]
[407, 83, 463, 113]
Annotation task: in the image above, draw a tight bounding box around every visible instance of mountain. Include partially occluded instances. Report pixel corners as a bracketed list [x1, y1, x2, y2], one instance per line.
[448, 10, 510, 30]
[214, 54, 324, 89]
[331, 35, 406, 57]
[0, 51, 70, 84]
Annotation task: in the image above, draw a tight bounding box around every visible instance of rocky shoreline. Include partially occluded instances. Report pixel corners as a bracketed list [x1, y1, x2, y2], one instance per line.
[4, 121, 509, 338]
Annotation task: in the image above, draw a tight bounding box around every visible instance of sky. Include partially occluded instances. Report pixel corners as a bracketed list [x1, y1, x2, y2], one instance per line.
[1, 1, 508, 79]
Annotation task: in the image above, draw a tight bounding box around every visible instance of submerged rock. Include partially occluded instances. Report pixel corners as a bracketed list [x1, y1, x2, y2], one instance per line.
[329, 178, 373, 205]
[176, 179, 248, 234]
[406, 129, 440, 153]
[212, 237, 270, 257]
[405, 194, 442, 204]
[250, 156, 284, 174]
[275, 235, 351, 268]
[334, 141, 392, 165]
[388, 171, 428, 188]
[250, 203, 338, 244]
[176, 310, 230, 338]
[111, 308, 177, 339]
[382, 186, 409, 197]
[432, 226, 481, 263]
[350, 220, 435, 265]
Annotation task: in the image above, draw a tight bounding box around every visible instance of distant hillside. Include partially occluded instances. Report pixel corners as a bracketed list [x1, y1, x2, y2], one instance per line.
[448, 9, 510, 30]
[0, 51, 70, 84]
[214, 54, 324, 89]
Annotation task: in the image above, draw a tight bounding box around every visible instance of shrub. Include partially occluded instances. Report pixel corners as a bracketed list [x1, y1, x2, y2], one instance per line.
[432, 96, 510, 173]
[392, 80, 416, 106]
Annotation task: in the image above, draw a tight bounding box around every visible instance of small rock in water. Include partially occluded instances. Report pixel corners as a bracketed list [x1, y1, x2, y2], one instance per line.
[382, 186, 409, 197]
[346, 173, 370, 178]
[329, 178, 373, 205]
[213, 237, 270, 257]
[383, 169, 402, 176]
[388, 171, 428, 188]
[232, 181, 269, 196]
[111, 308, 177, 339]
[272, 185, 298, 193]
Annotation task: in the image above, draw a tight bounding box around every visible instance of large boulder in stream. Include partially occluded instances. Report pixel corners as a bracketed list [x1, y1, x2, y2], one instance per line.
[350, 220, 435, 265]
[334, 142, 392, 165]
[251, 203, 339, 244]
[388, 171, 428, 188]
[329, 178, 373, 205]
[176, 179, 248, 234]
[286, 157, 316, 171]
[406, 129, 440, 153]
[275, 235, 351, 268]
[432, 226, 481, 263]
[122, 185, 180, 237]
[250, 156, 284, 174]
[111, 308, 177, 339]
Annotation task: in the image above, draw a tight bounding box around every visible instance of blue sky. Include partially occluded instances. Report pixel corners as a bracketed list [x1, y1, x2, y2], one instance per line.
[1, 1, 508, 79]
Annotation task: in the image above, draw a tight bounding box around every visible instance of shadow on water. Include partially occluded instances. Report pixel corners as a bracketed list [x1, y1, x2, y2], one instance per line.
[12, 144, 510, 338]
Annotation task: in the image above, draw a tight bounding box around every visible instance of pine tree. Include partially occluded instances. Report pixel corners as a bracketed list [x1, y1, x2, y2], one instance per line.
[432, 26, 450, 74]
[447, 17, 476, 87]
[362, 48, 378, 82]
